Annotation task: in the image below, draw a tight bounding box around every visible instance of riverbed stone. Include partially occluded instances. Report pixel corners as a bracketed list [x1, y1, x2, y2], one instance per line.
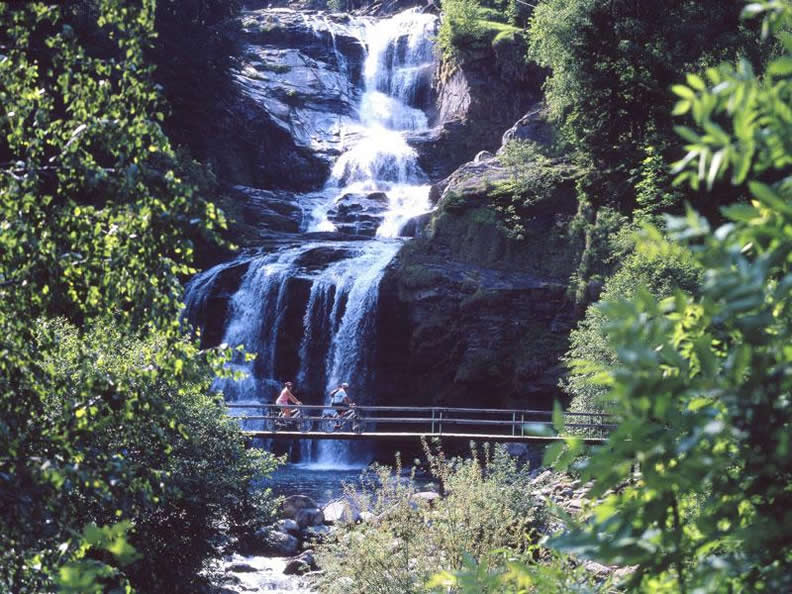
[248, 527, 299, 556]
[275, 518, 300, 536]
[227, 562, 258, 573]
[322, 499, 361, 525]
[295, 507, 324, 529]
[410, 491, 441, 507]
[283, 550, 317, 575]
[281, 494, 319, 519]
[303, 524, 331, 543]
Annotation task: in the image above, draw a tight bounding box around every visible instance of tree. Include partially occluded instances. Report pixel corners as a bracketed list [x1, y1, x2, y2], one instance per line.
[0, 2, 271, 591]
[548, 2, 792, 591]
[528, 0, 757, 213]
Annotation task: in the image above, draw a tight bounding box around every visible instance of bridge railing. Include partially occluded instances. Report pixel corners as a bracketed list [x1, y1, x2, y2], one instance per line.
[226, 403, 617, 439]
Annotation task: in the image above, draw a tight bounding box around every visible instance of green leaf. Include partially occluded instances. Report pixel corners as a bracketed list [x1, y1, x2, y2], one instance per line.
[671, 84, 696, 99]
[552, 400, 564, 432]
[543, 442, 564, 467]
[768, 56, 792, 77]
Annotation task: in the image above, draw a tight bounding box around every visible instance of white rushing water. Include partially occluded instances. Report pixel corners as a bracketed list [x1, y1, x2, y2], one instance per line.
[184, 8, 438, 466]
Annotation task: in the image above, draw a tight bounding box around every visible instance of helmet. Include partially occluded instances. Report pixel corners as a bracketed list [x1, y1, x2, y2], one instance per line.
[341, 382, 349, 388]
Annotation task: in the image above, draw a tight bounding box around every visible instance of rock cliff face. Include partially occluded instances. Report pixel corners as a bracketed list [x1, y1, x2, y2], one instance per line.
[408, 31, 544, 180]
[194, 5, 582, 415]
[376, 142, 581, 409]
[213, 9, 367, 191]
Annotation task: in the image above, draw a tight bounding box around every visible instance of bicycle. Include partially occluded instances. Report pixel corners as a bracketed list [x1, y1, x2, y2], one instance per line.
[269, 406, 312, 432]
[320, 405, 362, 433]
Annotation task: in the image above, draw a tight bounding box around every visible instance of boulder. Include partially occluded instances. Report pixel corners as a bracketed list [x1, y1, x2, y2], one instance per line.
[295, 507, 325, 529]
[322, 499, 361, 525]
[281, 494, 320, 519]
[303, 524, 331, 542]
[246, 528, 299, 556]
[500, 107, 554, 147]
[275, 518, 300, 536]
[410, 491, 441, 507]
[226, 562, 258, 573]
[283, 550, 318, 576]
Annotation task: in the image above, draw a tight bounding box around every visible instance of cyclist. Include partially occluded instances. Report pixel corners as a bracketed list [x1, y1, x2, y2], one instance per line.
[329, 382, 353, 428]
[276, 381, 301, 417]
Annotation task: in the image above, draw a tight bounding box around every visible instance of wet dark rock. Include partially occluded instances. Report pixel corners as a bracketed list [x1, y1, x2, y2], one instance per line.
[242, 528, 299, 556]
[326, 192, 391, 237]
[227, 562, 258, 573]
[500, 106, 554, 147]
[303, 524, 331, 543]
[224, 186, 304, 244]
[283, 550, 317, 575]
[375, 139, 581, 415]
[295, 245, 354, 270]
[184, 260, 251, 349]
[275, 518, 301, 536]
[295, 507, 325, 529]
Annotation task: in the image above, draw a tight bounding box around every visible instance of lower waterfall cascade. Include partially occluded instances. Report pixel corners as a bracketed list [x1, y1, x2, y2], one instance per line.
[184, 8, 438, 464]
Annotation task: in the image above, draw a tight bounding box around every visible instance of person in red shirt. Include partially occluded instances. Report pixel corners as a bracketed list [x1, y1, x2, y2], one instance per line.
[275, 381, 301, 417]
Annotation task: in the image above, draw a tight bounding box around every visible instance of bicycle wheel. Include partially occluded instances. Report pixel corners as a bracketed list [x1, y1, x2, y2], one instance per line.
[320, 415, 337, 433]
[263, 407, 275, 431]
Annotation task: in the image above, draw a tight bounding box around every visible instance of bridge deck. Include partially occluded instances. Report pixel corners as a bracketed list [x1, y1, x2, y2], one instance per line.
[231, 404, 615, 443]
[242, 430, 608, 444]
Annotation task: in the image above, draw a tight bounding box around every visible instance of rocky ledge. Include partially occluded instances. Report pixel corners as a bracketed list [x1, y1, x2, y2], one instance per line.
[376, 108, 583, 411]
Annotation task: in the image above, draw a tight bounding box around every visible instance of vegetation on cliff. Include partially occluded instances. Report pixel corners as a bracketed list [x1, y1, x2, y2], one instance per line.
[0, 1, 277, 592]
[320, 0, 792, 592]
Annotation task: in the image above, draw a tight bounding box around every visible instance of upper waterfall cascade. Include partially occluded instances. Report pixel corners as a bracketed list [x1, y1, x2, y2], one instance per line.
[185, 8, 438, 463]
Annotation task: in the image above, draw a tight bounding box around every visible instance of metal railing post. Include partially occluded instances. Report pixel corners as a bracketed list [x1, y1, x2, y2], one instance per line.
[439, 409, 443, 435]
[512, 411, 516, 436]
[431, 408, 436, 434]
[521, 413, 525, 436]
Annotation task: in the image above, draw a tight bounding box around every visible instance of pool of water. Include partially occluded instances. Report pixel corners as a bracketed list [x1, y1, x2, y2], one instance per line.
[261, 462, 436, 505]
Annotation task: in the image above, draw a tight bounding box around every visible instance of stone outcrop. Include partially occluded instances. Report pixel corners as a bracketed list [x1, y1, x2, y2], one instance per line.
[213, 8, 367, 191]
[376, 136, 582, 410]
[407, 30, 544, 181]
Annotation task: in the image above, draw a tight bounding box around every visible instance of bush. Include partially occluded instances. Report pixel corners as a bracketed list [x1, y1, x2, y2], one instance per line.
[563, 239, 703, 415]
[437, 0, 486, 61]
[6, 319, 281, 593]
[493, 140, 577, 240]
[548, 3, 792, 591]
[315, 443, 544, 594]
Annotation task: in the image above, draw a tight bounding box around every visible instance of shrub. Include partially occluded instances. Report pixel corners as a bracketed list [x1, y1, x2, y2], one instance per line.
[315, 443, 544, 594]
[563, 239, 702, 415]
[548, 3, 792, 591]
[437, 0, 486, 61]
[12, 319, 282, 593]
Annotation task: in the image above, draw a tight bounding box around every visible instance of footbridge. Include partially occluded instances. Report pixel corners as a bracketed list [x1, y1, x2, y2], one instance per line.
[228, 404, 616, 445]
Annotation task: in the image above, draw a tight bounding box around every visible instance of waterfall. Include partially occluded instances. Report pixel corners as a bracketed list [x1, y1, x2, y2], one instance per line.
[184, 8, 437, 465]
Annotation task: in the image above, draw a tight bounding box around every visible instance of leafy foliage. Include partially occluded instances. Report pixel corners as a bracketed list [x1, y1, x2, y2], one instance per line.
[528, 0, 758, 212]
[0, 2, 275, 592]
[564, 239, 702, 415]
[493, 140, 579, 240]
[315, 444, 545, 594]
[548, 2, 792, 591]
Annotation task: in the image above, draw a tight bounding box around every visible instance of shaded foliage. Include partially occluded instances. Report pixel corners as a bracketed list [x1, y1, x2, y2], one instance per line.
[147, 0, 242, 162]
[528, 0, 759, 213]
[0, 2, 275, 591]
[549, 2, 792, 591]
